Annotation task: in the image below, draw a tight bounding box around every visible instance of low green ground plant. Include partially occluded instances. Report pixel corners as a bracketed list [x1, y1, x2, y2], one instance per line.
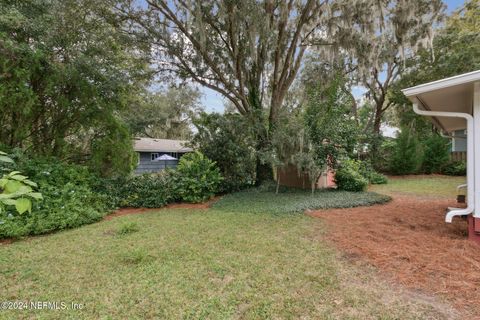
[213, 185, 390, 214]
[442, 161, 466, 176]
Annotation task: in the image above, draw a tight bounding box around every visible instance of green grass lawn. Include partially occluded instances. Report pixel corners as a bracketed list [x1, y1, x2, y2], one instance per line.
[370, 175, 466, 198]
[0, 185, 453, 319]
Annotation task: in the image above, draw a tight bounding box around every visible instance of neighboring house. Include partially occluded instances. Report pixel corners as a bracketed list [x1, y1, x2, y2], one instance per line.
[133, 137, 193, 174]
[451, 129, 467, 152]
[450, 129, 467, 162]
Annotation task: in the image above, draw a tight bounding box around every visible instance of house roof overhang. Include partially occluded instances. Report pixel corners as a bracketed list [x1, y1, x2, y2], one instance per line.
[133, 137, 193, 153]
[402, 70, 480, 133]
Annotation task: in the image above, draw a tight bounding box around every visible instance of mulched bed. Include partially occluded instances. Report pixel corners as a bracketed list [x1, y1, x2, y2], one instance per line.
[308, 195, 480, 318]
[103, 196, 220, 221]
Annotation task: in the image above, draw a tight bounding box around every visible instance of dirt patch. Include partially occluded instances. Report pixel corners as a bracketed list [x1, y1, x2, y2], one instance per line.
[103, 196, 221, 221]
[307, 196, 480, 318]
[0, 239, 14, 245]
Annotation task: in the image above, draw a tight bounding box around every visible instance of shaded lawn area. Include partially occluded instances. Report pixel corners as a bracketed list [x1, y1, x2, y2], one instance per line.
[370, 175, 466, 198]
[0, 188, 449, 319]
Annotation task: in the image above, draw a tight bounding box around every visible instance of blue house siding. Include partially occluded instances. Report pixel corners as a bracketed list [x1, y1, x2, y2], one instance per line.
[451, 129, 467, 152]
[134, 152, 186, 174]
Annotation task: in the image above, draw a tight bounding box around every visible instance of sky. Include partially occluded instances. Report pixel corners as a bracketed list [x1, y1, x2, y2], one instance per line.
[200, 0, 467, 113]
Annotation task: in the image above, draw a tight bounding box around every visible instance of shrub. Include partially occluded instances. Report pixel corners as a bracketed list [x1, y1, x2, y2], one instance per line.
[356, 160, 388, 184]
[172, 151, 223, 203]
[0, 155, 111, 238]
[372, 138, 396, 173]
[390, 127, 422, 175]
[368, 171, 388, 184]
[88, 121, 137, 178]
[115, 172, 174, 208]
[120, 172, 173, 208]
[191, 113, 256, 192]
[99, 153, 223, 208]
[442, 161, 466, 176]
[0, 152, 43, 215]
[0, 182, 109, 238]
[422, 134, 450, 174]
[19, 157, 98, 189]
[335, 160, 368, 192]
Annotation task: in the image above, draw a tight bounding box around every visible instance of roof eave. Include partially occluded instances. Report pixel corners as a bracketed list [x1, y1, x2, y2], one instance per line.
[401, 70, 480, 97]
[134, 148, 193, 153]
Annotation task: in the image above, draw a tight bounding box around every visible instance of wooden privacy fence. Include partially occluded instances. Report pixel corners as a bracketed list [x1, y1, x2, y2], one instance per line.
[276, 164, 336, 189]
[450, 151, 466, 162]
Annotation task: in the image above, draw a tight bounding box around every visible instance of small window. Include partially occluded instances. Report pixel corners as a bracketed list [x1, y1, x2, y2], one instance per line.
[151, 153, 159, 161]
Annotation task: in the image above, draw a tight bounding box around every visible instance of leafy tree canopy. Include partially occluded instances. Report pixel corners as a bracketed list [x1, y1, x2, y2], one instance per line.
[122, 86, 202, 140]
[0, 0, 149, 176]
[390, 0, 480, 133]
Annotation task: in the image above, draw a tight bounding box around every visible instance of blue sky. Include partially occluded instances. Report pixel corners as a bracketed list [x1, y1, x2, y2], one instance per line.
[200, 0, 467, 113]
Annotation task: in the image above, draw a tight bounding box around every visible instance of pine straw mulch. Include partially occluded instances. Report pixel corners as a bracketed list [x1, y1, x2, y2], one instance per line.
[307, 196, 480, 318]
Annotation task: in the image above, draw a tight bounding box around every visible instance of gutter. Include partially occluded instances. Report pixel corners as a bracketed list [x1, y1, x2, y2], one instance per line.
[412, 101, 474, 222]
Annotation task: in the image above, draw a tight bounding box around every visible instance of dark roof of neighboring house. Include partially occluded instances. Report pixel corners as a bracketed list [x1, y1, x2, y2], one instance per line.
[133, 138, 193, 153]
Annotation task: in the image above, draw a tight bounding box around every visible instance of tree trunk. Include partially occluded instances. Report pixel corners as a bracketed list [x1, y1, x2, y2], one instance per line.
[255, 153, 273, 185]
[248, 84, 274, 185]
[275, 167, 280, 194]
[369, 100, 384, 162]
[254, 121, 273, 185]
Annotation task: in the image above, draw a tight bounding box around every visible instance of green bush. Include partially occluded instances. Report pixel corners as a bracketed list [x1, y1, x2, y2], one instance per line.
[422, 134, 450, 174]
[115, 172, 174, 208]
[171, 151, 223, 203]
[0, 151, 43, 215]
[0, 156, 111, 238]
[356, 160, 388, 184]
[335, 160, 368, 192]
[98, 153, 223, 207]
[19, 157, 98, 188]
[191, 113, 256, 193]
[368, 171, 388, 184]
[372, 138, 396, 173]
[0, 151, 223, 238]
[442, 161, 466, 176]
[390, 127, 422, 175]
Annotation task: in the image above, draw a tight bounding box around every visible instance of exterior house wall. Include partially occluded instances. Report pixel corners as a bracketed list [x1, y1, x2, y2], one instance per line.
[134, 152, 186, 174]
[451, 129, 467, 152]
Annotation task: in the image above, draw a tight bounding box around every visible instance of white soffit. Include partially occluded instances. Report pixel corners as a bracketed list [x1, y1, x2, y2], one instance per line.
[402, 70, 480, 133]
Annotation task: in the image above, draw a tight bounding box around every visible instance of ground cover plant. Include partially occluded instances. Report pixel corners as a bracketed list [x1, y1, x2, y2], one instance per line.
[212, 184, 390, 214]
